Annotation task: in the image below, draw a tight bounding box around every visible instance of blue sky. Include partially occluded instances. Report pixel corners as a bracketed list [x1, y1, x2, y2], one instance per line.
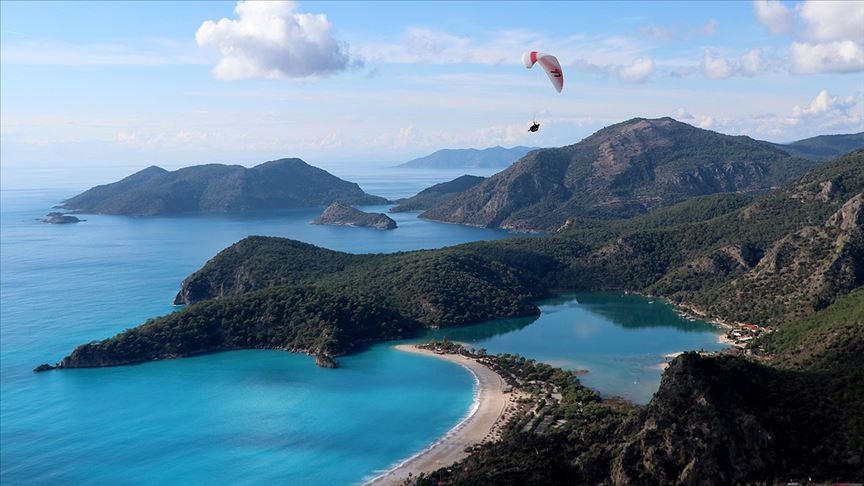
[1, 0, 862, 174]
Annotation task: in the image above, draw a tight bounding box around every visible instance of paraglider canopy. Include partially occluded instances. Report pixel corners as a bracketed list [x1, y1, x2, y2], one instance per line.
[522, 51, 563, 93]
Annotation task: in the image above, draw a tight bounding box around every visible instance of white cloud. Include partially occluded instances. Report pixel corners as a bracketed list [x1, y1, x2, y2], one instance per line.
[740, 48, 764, 76]
[751, 0, 864, 75]
[753, 0, 794, 35]
[702, 49, 734, 79]
[799, 1, 864, 43]
[790, 89, 857, 119]
[792, 40, 864, 74]
[195, 0, 357, 80]
[614, 58, 656, 83]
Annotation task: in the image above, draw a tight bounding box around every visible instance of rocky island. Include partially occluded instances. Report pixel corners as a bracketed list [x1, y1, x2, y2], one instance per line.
[58, 158, 388, 216]
[41, 212, 83, 224]
[312, 202, 397, 230]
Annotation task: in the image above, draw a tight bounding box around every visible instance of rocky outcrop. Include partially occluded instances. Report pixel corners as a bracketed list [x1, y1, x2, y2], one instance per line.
[315, 353, 338, 368]
[420, 117, 817, 231]
[42, 212, 83, 224]
[59, 158, 388, 216]
[312, 202, 397, 230]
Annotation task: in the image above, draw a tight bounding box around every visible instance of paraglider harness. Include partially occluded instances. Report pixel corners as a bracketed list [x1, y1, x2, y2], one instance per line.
[529, 121, 540, 132]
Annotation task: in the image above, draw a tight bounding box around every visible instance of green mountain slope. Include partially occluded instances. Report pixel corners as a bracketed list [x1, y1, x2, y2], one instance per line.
[421, 117, 819, 231]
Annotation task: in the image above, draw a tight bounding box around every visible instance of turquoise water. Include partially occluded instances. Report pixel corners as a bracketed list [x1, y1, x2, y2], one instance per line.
[427, 293, 726, 403]
[0, 170, 497, 485]
[1, 167, 724, 484]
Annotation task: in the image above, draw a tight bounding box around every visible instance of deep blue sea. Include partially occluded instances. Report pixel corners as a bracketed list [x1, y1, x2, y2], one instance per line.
[1, 164, 724, 484]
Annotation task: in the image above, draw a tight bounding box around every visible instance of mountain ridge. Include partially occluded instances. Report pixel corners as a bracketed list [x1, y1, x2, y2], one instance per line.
[60, 158, 388, 216]
[420, 117, 821, 231]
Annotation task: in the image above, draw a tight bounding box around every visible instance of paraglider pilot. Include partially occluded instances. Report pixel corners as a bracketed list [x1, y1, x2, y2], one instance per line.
[528, 121, 540, 132]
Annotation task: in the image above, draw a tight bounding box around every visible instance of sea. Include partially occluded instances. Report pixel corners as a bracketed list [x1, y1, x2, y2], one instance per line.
[1, 163, 725, 484]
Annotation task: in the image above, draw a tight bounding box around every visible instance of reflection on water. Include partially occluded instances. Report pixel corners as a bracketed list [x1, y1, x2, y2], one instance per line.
[424, 293, 726, 404]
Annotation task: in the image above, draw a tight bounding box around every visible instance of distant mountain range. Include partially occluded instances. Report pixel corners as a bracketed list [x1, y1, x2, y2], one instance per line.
[390, 175, 485, 212]
[419, 118, 828, 231]
[397, 146, 540, 169]
[772, 132, 864, 161]
[60, 158, 388, 216]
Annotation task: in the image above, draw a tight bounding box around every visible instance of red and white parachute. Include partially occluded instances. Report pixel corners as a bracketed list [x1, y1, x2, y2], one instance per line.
[522, 51, 563, 93]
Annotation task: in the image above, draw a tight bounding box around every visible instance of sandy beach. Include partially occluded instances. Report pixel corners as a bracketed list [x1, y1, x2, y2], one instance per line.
[366, 344, 517, 485]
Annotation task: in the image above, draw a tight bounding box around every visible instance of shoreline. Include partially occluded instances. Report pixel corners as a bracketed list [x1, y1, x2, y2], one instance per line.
[365, 344, 518, 485]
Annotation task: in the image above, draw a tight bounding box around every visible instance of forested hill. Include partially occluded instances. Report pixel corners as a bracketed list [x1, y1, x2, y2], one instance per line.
[773, 132, 864, 161]
[60, 158, 388, 216]
[397, 146, 538, 169]
[420, 117, 820, 231]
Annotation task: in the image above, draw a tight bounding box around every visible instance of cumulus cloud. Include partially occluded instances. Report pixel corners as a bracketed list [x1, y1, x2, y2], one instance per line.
[752, 0, 864, 75]
[788, 89, 860, 126]
[799, 1, 864, 43]
[614, 58, 656, 83]
[792, 40, 864, 74]
[739, 48, 764, 76]
[195, 1, 357, 80]
[753, 0, 794, 35]
[702, 50, 735, 79]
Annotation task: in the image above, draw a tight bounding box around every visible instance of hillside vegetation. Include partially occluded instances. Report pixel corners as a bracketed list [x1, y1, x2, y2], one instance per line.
[59, 151, 862, 368]
[421, 117, 819, 231]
